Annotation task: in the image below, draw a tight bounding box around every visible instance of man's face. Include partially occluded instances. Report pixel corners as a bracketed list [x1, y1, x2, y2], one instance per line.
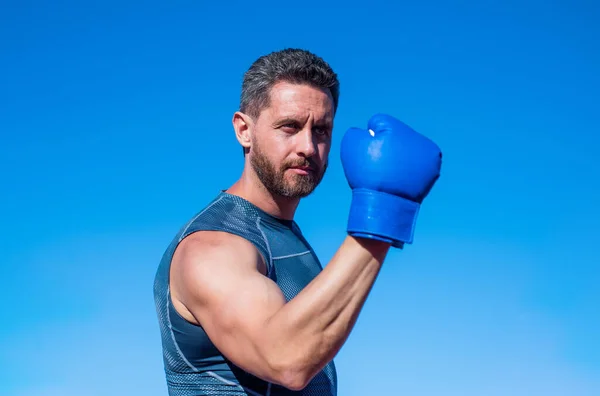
[248, 82, 334, 199]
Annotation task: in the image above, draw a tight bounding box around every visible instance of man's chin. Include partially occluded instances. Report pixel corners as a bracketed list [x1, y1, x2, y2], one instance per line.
[286, 184, 319, 199]
[267, 182, 312, 199]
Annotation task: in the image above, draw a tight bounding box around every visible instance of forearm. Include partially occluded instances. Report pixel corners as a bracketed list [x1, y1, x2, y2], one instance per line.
[263, 235, 390, 383]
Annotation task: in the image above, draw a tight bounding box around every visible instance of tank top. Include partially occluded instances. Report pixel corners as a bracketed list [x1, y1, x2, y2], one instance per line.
[153, 191, 338, 395]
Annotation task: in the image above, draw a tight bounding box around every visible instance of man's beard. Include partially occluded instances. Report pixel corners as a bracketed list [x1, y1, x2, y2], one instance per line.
[250, 143, 327, 199]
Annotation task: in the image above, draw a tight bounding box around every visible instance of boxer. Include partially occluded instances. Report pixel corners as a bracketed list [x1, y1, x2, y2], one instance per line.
[153, 48, 442, 395]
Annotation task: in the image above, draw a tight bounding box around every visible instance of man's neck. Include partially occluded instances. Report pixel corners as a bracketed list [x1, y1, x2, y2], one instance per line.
[226, 171, 300, 221]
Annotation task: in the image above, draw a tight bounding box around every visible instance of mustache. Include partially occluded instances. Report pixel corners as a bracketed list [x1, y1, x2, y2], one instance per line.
[284, 159, 319, 169]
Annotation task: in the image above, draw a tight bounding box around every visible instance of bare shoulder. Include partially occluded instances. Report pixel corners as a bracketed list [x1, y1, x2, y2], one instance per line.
[169, 230, 269, 323]
[174, 230, 266, 275]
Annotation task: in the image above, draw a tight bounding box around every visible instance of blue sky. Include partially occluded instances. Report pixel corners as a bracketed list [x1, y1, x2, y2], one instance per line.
[1, 0, 599, 395]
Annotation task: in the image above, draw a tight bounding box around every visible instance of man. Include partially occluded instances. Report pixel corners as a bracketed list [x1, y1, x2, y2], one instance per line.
[153, 48, 442, 395]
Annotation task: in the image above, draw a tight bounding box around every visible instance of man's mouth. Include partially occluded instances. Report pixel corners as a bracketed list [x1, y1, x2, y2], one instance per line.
[288, 166, 314, 175]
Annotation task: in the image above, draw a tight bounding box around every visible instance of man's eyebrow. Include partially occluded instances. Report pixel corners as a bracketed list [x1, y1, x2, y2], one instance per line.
[314, 120, 333, 128]
[273, 117, 332, 129]
[313, 118, 333, 130]
[275, 117, 300, 124]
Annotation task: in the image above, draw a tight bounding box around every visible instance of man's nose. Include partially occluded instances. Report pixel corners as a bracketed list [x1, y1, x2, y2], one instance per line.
[296, 127, 317, 157]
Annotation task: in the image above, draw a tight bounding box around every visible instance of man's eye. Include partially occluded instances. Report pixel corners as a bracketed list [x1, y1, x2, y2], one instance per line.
[281, 123, 297, 130]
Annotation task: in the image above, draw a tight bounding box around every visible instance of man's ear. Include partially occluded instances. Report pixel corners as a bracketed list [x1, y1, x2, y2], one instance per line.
[232, 111, 253, 151]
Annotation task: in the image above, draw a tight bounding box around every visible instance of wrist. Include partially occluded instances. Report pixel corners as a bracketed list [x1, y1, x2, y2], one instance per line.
[349, 235, 392, 256]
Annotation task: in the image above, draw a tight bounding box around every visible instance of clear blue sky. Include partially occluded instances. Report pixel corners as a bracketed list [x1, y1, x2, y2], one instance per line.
[2, 1, 599, 395]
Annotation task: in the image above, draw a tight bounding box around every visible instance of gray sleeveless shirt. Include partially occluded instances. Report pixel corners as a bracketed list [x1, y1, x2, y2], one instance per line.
[153, 191, 337, 395]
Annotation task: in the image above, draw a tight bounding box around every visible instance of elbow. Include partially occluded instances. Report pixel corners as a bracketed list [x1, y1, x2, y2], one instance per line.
[267, 358, 315, 391]
[274, 368, 312, 391]
[261, 331, 335, 390]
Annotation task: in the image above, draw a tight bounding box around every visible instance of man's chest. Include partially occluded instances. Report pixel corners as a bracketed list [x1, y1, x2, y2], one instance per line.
[266, 231, 323, 301]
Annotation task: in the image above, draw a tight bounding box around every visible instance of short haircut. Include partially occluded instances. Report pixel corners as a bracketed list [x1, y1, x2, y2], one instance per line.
[240, 48, 340, 119]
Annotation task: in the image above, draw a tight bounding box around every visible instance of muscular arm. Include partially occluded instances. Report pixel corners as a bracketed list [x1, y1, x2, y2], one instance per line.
[170, 231, 390, 390]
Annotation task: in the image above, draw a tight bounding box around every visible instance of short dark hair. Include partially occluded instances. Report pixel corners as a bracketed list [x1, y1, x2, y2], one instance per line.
[240, 48, 340, 119]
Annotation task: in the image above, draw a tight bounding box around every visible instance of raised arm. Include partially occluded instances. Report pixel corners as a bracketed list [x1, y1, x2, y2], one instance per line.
[171, 113, 442, 391]
[170, 230, 389, 391]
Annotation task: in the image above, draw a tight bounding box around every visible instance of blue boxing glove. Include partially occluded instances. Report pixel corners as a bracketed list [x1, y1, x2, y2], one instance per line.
[340, 114, 442, 248]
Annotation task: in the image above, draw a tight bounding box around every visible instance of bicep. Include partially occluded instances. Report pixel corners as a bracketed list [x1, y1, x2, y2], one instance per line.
[171, 232, 287, 379]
